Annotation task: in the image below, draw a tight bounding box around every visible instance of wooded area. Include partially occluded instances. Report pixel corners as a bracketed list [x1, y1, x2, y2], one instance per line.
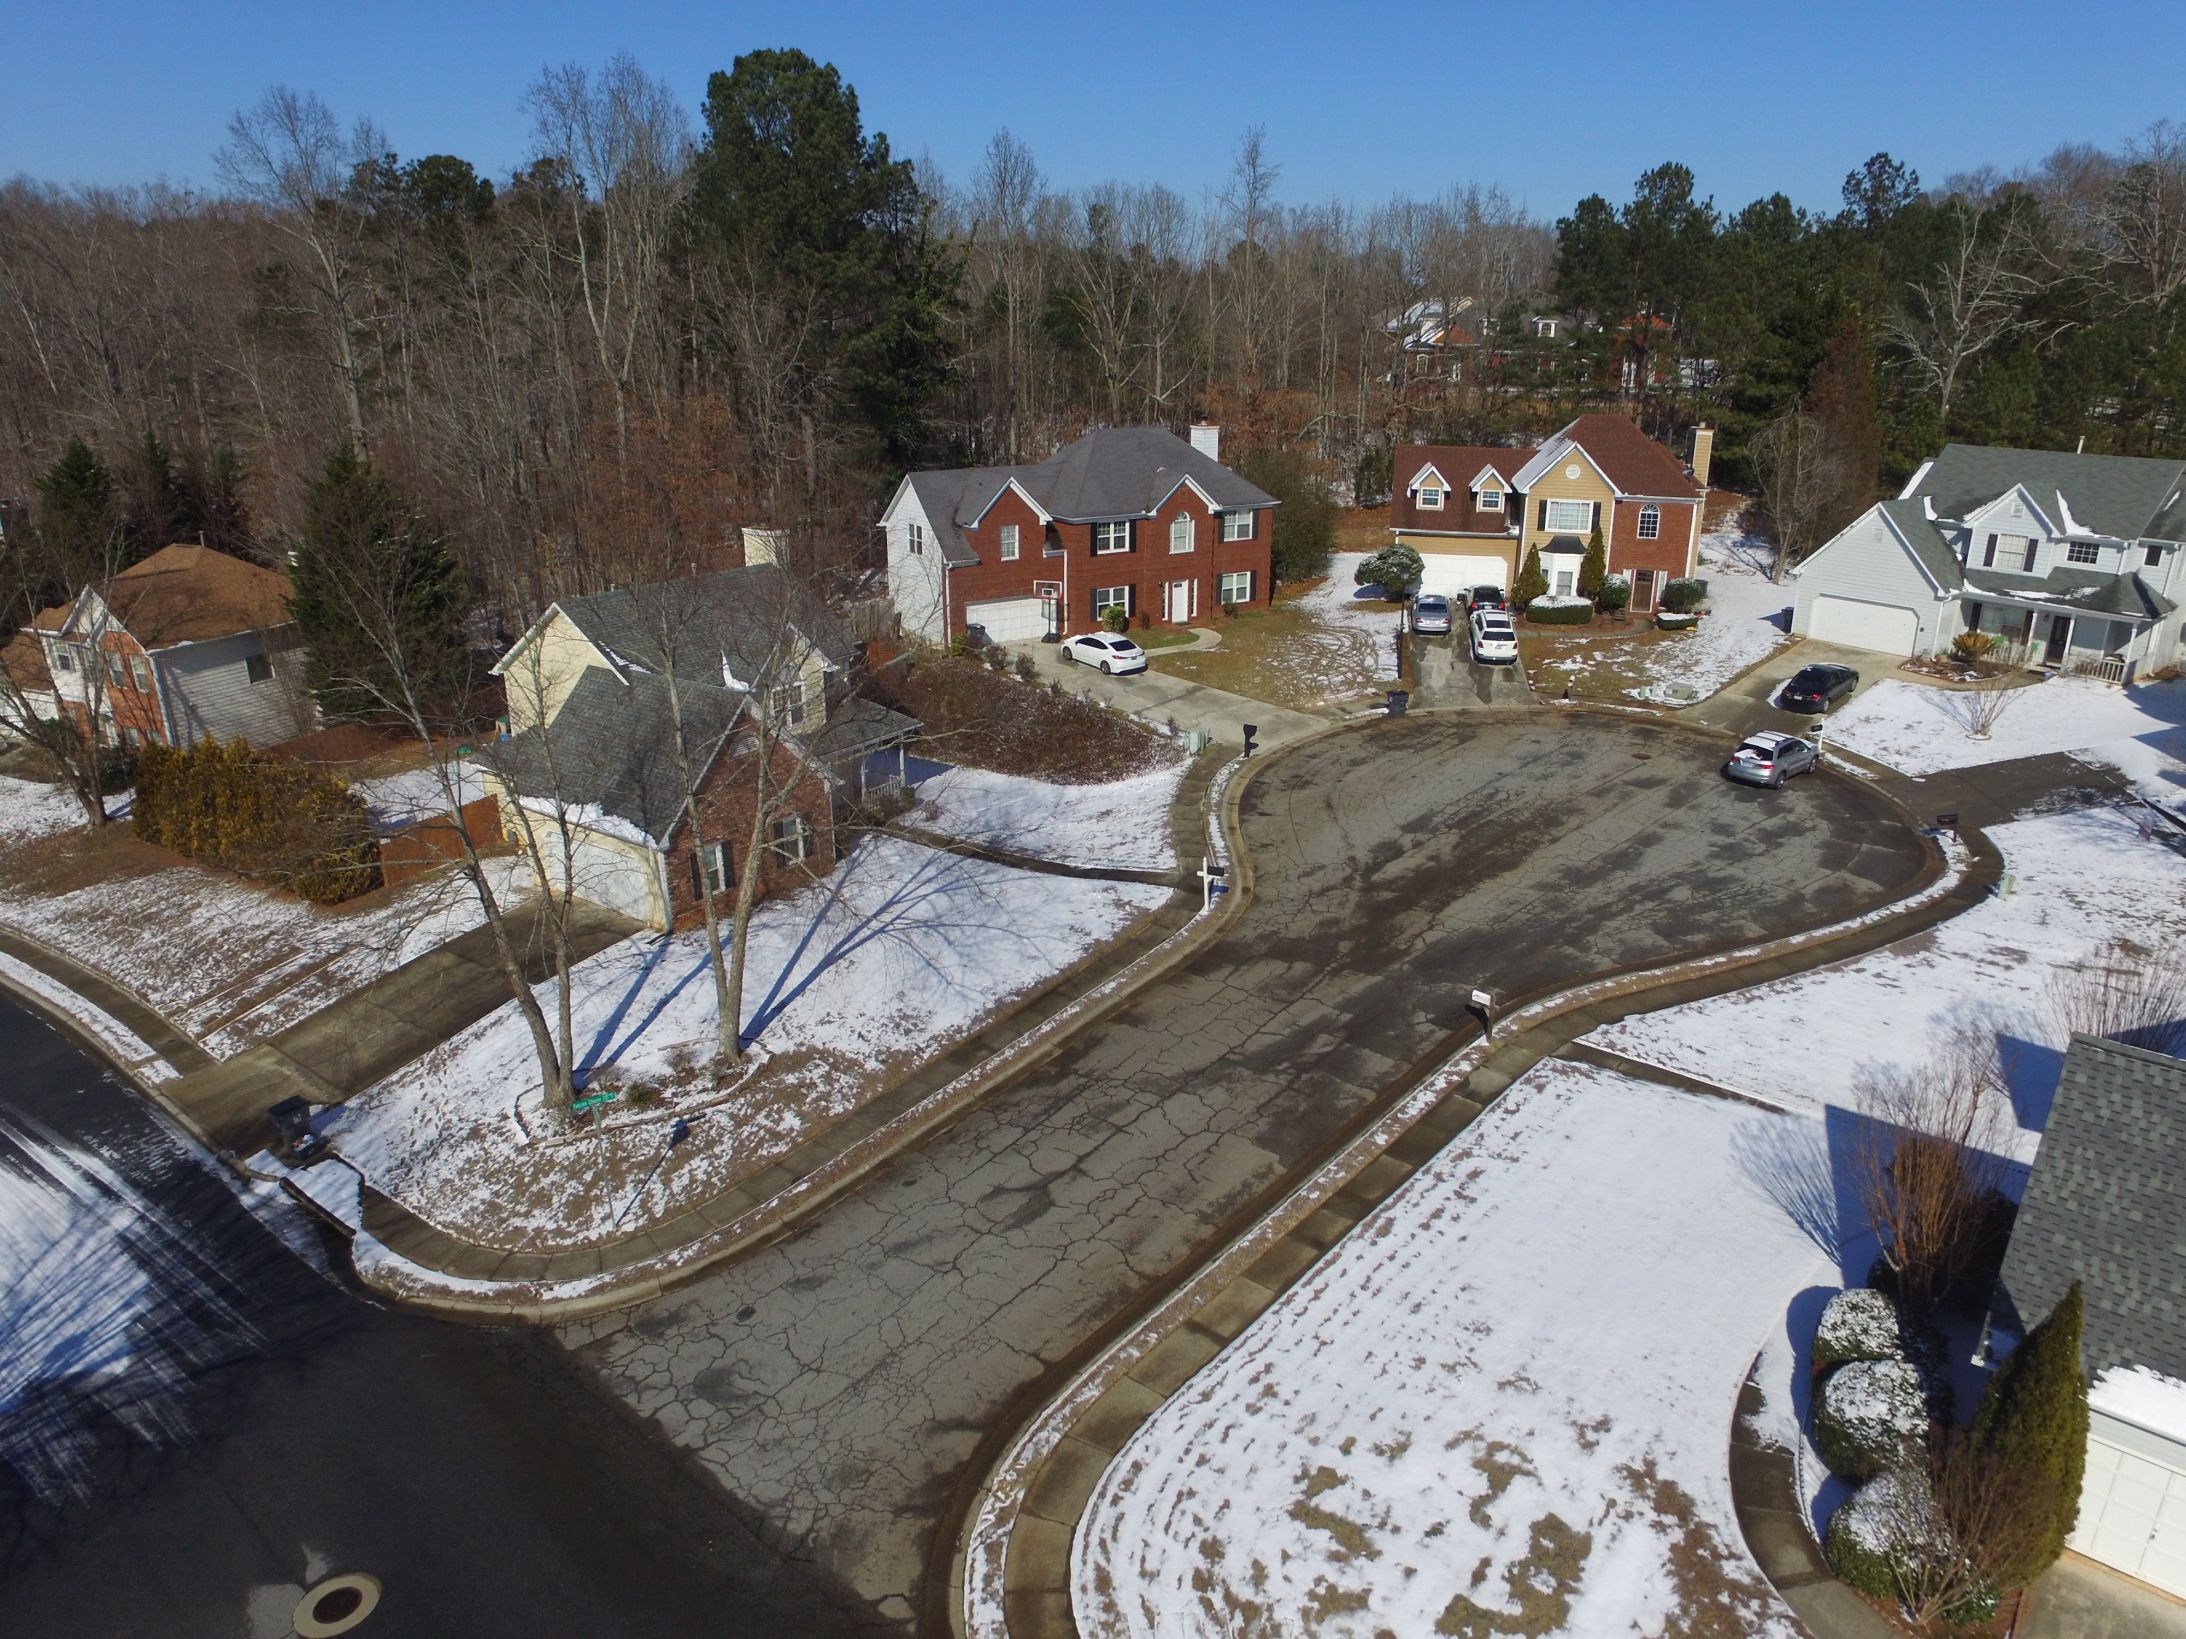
[4, 46, 2184, 615]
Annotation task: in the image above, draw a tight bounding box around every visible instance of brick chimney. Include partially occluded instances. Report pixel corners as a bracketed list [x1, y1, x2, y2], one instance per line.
[742, 527, 787, 567]
[1689, 425, 1715, 490]
[1189, 421, 1221, 462]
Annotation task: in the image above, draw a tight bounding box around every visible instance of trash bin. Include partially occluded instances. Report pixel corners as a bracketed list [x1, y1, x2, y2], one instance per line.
[1387, 689, 1410, 717]
[268, 1096, 323, 1161]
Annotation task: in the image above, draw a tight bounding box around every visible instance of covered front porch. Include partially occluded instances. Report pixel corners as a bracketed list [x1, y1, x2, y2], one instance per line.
[1960, 595, 2138, 683]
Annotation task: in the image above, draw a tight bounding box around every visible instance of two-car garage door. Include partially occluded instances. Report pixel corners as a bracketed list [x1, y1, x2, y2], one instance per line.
[964, 596, 1053, 643]
[2073, 1431, 2186, 1598]
[1807, 595, 1920, 656]
[1417, 554, 1509, 598]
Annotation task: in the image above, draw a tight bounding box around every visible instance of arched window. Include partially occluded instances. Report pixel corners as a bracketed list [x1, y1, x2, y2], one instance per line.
[1637, 505, 1661, 540]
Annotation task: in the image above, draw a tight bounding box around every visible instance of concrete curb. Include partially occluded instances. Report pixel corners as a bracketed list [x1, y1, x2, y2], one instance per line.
[349, 747, 1284, 1321]
[951, 742, 1999, 1638]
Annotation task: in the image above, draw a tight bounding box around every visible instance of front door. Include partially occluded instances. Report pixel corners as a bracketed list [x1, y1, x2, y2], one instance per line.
[2044, 615, 2071, 665]
[1631, 569, 1658, 613]
[1166, 579, 1195, 623]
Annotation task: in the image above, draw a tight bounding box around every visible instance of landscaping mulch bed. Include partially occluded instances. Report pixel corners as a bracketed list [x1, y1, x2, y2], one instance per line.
[871, 654, 1174, 783]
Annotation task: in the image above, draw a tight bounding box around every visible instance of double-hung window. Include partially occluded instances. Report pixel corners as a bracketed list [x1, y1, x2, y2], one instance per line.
[1218, 570, 1253, 605]
[2067, 541, 2101, 565]
[1169, 516, 1195, 553]
[1220, 510, 1254, 542]
[1477, 488, 1502, 512]
[769, 815, 812, 865]
[998, 523, 1020, 561]
[105, 652, 127, 687]
[907, 522, 926, 556]
[52, 646, 75, 674]
[1637, 505, 1660, 540]
[246, 653, 273, 684]
[1543, 498, 1592, 534]
[1092, 520, 1132, 554]
[697, 841, 731, 896]
[1417, 486, 1445, 511]
[1092, 585, 1131, 620]
[131, 655, 152, 690]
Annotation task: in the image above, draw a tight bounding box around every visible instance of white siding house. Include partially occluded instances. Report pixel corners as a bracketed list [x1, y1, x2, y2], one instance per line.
[159, 631, 310, 747]
[881, 480, 949, 644]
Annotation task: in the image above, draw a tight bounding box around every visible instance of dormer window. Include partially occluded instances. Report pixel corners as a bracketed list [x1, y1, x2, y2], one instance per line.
[1477, 488, 1502, 512]
[1417, 487, 1445, 511]
[2067, 541, 2100, 565]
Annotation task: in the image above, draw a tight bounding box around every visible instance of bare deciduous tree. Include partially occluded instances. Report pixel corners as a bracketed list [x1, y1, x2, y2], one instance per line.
[1861, 1433, 2062, 1627]
[1881, 201, 2045, 424]
[1750, 409, 1849, 580]
[1854, 1026, 2013, 1310]
[2049, 935, 2186, 1057]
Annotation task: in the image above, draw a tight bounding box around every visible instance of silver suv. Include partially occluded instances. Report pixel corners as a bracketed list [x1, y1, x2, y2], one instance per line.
[1723, 731, 1819, 788]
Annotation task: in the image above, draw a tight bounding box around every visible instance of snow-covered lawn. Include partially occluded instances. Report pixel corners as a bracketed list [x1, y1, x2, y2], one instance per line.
[914, 760, 1186, 872]
[349, 758, 490, 827]
[328, 835, 1168, 1249]
[1629, 528, 1793, 700]
[1305, 555, 1405, 689]
[1588, 805, 2186, 1150]
[1074, 1056, 1811, 1639]
[1823, 673, 2186, 790]
[0, 774, 510, 1057]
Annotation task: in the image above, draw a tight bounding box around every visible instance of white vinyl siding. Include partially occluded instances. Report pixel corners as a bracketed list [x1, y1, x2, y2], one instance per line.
[885, 491, 948, 644]
[1792, 507, 1954, 657]
[158, 632, 306, 747]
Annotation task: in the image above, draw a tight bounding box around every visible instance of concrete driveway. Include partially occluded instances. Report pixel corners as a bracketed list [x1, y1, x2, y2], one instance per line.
[1411, 630, 1538, 710]
[1011, 637, 1325, 750]
[560, 712, 1932, 1631]
[1694, 637, 1906, 740]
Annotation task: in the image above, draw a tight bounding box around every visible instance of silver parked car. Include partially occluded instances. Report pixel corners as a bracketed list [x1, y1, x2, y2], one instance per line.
[1723, 731, 1819, 788]
[1412, 593, 1453, 635]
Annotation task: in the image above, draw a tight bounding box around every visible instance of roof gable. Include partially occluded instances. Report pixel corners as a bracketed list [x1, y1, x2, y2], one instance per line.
[1914, 443, 2186, 542]
[34, 544, 295, 649]
[1545, 414, 1701, 498]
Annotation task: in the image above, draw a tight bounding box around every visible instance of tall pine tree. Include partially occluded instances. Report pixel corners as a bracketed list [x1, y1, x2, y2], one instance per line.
[34, 439, 117, 588]
[1974, 1281, 2089, 1582]
[289, 446, 469, 723]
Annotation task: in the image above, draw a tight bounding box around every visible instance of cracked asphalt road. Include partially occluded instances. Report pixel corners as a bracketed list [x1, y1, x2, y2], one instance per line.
[558, 713, 1930, 1633]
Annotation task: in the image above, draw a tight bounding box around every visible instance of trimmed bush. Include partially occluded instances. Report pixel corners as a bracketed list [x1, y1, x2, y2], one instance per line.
[1526, 597, 1594, 625]
[134, 738, 379, 905]
[1660, 576, 1707, 614]
[1815, 1358, 1930, 1480]
[1824, 1469, 2001, 1625]
[1814, 1289, 1904, 1372]
[1973, 1281, 2089, 1581]
[1596, 574, 1631, 614]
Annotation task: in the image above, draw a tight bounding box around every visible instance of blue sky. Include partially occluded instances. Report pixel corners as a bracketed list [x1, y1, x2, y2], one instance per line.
[5, 1, 2181, 218]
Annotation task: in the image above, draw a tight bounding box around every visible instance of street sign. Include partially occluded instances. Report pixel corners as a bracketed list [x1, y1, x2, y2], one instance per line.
[572, 1090, 620, 1114]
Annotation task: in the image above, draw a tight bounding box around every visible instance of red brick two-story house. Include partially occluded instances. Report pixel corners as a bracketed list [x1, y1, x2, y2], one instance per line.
[1391, 416, 1713, 613]
[882, 425, 1278, 645]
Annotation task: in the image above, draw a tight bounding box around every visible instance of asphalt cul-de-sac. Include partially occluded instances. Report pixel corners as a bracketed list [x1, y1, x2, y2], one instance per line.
[558, 712, 1930, 1632]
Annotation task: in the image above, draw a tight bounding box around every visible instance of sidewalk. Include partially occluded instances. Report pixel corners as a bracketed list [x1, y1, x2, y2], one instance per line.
[965, 796, 1999, 1638]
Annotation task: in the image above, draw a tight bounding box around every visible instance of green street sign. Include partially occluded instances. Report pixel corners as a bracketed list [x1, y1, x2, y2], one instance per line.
[572, 1091, 619, 1113]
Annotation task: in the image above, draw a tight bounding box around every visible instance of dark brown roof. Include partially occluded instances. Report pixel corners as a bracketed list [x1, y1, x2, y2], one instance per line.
[1561, 415, 1701, 498]
[1391, 444, 1529, 536]
[32, 544, 294, 649]
[1, 632, 53, 695]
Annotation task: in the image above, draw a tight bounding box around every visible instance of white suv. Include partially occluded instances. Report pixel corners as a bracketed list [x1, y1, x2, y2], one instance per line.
[1469, 609, 1519, 665]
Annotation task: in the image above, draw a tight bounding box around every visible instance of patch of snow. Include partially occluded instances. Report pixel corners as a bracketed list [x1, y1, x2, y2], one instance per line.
[328, 835, 1166, 1249]
[2091, 1365, 2186, 1445]
[1623, 530, 1794, 700]
[914, 762, 1185, 872]
[1072, 1057, 1809, 1639]
[1588, 806, 2186, 1153]
[516, 794, 655, 849]
[350, 759, 488, 828]
[0, 776, 87, 843]
[1825, 675, 2186, 779]
[1529, 593, 1594, 609]
[0, 951, 174, 1084]
[1293, 555, 1403, 690]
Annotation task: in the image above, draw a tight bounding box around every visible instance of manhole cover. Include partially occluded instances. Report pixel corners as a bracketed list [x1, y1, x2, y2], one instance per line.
[294, 1573, 381, 1637]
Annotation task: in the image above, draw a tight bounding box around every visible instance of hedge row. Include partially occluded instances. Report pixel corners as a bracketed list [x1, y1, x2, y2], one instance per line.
[135, 738, 380, 905]
[1525, 599, 1594, 625]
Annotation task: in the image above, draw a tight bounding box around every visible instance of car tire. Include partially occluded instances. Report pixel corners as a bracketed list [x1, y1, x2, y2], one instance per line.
[1100, 660, 1112, 674]
[1061, 646, 1076, 664]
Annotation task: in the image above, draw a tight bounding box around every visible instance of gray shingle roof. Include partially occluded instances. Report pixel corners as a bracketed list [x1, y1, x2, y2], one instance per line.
[552, 564, 856, 681]
[1878, 498, 1965, 591]
[1915, 444, 2186, 542]
[1962, 564, 2177, 621]
[495, 668, 744, 845]
[1989, 1035, 2186, 1379]
[904, 427, 1277, 562]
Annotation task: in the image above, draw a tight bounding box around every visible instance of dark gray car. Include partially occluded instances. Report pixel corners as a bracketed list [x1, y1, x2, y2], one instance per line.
[1723, 731, 1820, 788]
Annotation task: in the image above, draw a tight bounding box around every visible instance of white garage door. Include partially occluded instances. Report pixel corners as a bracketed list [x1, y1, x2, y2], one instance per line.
[964, 597, 1049, 643]
[1417, 554, 1510, 597]
[1808, 595, 1919, 656]
[2074, 1433, 2186, 1597]
[565, 836, 659, 927]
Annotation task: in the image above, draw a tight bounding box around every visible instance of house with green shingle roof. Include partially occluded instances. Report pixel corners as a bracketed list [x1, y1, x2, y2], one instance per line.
[1788, 442, 2186, 680]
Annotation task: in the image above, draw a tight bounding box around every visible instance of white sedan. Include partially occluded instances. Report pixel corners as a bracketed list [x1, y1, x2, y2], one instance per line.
[1469, 611, 1519, 665]
[1061, 633, 1148, 674]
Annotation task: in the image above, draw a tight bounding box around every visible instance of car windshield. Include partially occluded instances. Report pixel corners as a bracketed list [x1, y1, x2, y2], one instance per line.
[1790, 670, 1827, 688]
[1738, 740, 1775, 758]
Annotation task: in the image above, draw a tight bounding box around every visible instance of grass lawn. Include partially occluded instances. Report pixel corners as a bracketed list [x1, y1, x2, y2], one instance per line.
[1133, 627, 1199, 650]
[1518, 620, 1678, 701]
[1155, 564, 1401, 710]
[1333, 504, 1388, 554]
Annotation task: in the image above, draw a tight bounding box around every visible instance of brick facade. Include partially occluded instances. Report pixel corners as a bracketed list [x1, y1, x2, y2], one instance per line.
[945, 481, 1270, 637]
[59, 631, 166, 748]
[663, 737, 837, 931]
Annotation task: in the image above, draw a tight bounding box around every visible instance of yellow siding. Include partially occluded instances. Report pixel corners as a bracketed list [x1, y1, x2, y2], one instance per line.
[504, 612, 607, 732]
[1518, 462, 1616, 557]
